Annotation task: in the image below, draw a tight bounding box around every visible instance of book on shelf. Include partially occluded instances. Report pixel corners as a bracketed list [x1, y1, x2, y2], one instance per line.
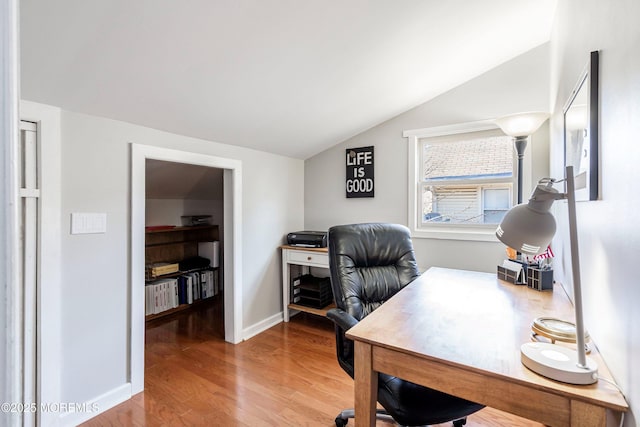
[145, 267, 220, 317]
[200, 270, 209, 299]
[146, 262, 179, 279]
[145, 278, 179, 315]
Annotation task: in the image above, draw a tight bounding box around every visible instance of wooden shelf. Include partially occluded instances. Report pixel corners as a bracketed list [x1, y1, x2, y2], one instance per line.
[146, 266, 219, 282]
[146, 240, 199, 248]
[145, 224, 219, 265]
[288, 302, 336, 317]
[145, 225, 217, 234]
[145, 224, 220, 321]
[146, 296, 217, 322]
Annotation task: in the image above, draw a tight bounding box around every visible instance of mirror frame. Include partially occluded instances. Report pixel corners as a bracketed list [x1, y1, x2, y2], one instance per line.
[563, 50, 599, 201]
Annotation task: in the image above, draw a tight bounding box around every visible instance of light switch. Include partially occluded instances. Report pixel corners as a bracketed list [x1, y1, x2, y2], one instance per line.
[71, 213, 107, 234]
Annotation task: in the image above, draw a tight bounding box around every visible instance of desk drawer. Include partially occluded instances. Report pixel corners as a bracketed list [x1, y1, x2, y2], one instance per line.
[288, 250, 329, 267]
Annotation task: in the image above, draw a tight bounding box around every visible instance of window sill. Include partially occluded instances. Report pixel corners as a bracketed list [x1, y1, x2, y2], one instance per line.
[411, 224, 501, 242]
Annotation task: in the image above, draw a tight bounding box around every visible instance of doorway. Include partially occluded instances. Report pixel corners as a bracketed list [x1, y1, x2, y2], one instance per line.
[145, 159, 225, 332]
[130, 144, 243, 394]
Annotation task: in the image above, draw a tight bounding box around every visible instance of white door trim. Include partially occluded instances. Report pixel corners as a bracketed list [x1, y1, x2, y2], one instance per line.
[1, 1, 21, 424]
[20, 101, 62, 427]
[19, 121, 38, 427]
[130, 143, 243, 394]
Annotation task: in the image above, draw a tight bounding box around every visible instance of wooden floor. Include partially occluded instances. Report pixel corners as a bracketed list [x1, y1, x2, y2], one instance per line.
[81, 298, 543, 426]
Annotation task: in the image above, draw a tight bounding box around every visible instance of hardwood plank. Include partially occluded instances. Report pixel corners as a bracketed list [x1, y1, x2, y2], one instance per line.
[81, 301, 544, 426]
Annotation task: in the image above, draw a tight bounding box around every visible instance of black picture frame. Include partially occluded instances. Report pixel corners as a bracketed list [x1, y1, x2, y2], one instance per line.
[345, 146, 374, 198]
[563, 50, 599, 201]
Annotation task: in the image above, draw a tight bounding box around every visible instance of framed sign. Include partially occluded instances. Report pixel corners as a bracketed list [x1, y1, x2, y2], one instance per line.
[346, 146, 374, 198]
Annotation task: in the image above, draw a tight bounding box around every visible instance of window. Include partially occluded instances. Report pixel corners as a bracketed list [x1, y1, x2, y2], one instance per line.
[421, 130, 513, 225]
[482, 187, 511, 223]
[405, 121, 519, 241]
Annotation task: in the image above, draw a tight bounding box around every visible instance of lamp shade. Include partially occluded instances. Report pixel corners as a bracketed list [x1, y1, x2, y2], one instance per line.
[495, 182, 560, 254]
[496, 204, 555, 254]
[495, 112, 549, 138]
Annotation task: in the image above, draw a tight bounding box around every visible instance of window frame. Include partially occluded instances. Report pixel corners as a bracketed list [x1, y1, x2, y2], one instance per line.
[405, 120, 531, 242]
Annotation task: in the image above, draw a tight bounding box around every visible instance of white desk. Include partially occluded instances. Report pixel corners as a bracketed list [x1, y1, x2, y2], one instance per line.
[280, 245, 331, 322]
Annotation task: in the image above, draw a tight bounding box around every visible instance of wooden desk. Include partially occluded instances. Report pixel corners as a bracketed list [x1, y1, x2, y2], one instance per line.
[346, 267, 628, 427]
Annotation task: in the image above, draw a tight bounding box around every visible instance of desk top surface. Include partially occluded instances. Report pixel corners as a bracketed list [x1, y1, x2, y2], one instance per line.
[346, 267, 628, 411]
[280, 245, 328, 253]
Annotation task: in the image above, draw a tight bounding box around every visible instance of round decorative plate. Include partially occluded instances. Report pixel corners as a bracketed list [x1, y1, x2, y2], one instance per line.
[531, 317, 590, 344]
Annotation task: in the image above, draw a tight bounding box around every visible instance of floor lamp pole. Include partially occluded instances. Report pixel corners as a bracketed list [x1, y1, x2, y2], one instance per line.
[514, 136, 528, 259]
[515, 136, 528, 204]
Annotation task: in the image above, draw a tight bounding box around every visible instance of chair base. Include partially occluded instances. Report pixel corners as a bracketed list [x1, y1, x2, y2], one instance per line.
[334, 408, 467, 427]
[335, 408, 394, 426]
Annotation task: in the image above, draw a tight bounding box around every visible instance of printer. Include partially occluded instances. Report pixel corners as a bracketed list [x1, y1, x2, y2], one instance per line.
[286, 231, 327, 248]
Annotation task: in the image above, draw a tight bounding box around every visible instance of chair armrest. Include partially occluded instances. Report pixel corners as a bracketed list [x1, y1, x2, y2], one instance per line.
[326, 308, 359, 330]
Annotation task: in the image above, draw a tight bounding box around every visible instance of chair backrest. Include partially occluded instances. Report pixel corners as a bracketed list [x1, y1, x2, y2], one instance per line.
[328, 223, 420, 321]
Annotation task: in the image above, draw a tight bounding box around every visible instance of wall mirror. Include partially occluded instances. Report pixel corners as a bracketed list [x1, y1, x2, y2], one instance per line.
[563, 50, 599, 201]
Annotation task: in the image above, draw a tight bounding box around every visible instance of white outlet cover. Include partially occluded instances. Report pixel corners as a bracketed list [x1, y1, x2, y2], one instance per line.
[71, 213, 107, 234]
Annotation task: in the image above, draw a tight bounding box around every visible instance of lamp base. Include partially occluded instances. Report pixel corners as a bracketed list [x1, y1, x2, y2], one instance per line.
[521, 342, 598, 385]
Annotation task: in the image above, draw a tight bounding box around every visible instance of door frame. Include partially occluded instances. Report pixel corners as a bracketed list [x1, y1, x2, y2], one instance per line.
[20, 101, 62, 427]
[2, 3, 21, 424]
[130, 143, 243, 394]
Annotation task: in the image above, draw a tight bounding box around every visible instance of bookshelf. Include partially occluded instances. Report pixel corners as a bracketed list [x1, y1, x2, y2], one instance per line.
[145, 225, 220, 321]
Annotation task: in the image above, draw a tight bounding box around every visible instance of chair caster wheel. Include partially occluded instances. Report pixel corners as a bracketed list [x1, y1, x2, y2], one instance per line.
[335, 416, 348, 427]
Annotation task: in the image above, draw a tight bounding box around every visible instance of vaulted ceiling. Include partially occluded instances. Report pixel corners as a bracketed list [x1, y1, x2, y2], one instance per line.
[20, 0, 557, 159]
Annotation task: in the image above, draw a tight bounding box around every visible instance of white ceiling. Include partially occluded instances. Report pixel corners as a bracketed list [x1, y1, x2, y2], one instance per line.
[19, 0, 557, 159]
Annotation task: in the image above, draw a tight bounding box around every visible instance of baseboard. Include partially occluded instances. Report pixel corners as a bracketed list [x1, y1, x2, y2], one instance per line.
[242, 312, 283, 340]
[59, 383, 131, 427]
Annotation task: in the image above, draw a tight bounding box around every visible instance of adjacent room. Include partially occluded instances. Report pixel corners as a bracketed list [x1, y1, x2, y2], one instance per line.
[2, 0, 639, 426]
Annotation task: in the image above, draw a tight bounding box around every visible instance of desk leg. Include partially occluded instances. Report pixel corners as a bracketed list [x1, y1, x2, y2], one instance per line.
[570, 400, 606, 426]
[282, 258, 290, 322]
[354, 341, 377, 427]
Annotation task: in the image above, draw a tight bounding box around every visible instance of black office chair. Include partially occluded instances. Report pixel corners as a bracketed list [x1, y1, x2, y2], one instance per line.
[326, 223, 484, 427]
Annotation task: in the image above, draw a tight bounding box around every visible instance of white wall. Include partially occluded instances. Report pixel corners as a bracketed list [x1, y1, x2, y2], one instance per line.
[550, 1, 640, 425]
[57, 110, 303, 409]
[305, 44, 550, 272]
